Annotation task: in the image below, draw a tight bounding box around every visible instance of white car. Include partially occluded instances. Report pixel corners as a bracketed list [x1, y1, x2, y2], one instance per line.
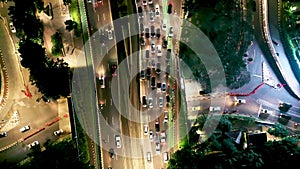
[27, 141, 39, 149]
[107, 29, 113, 40]
[151, 41, 156, 53]
[9, 22, 16, 33]
[168, 26, 174, 37]
[149, 98, 153, 108]
[157, 45, 162, 57]
[160, 131, 166, 143]
[148, 0, 153, 4]
[164, 111, 168, 123]
[163, 152, 169, 163]
[155, 4, 160, 17]
[53, 129, 64, 136]
[149, 130, 154, 141]
[192, 106, 201, 111]
[147, 152, 152, 162]
[159, 97, 163, 108]
[155, 142, 160, 154]
[142, 0, 147, 6]
[161, 19, 167, 31]
[99, 76, 105, 88]
[20, 125, 30, 132]
[144, 125, 149, 135]
[235, 99, 246, 104]
[115, 135, 121, 148]
[209, 106, 221, 112]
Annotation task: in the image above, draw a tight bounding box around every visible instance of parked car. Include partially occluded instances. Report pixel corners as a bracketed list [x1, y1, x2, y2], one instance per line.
[0, 132, 7, 138]
[161, 19, 167, 31]
[156, 62, 161, 74]
[149, 130, 154, 141]
[163, 152, 169, 163]
[9, 22, 16, 33]
[160, 131, 166, 143]
[164, 111, 168, 123]
[192, 106, 201, 111]
[148, 0, 153, 5]
[107, 29, 113, 40]
[151, 41, 156, 53]
[138, 6, 144, 18]
[272, 39, 279, 46]
[235, 98, 246, 104]
[54, 129, 64, 136]
[142, 0, 147, 6]
[155, 142, 160, 154]
[99, 76, 105, 88]
[149, 98, 153, 108]
[27, 141, 39, 149]
[155, 121, 160, 132]
[146, 67, 151, 78]
[110, 64, 117, 76]
[20, 125, 30, 132]
[115, 135, 121, 148]
[279, 113, 291, 120]
[167, 4, 172, 14]
[161, 83, 166, 93]
[209, 106, 221, 112]
[142, 95, 147, 107]
[157, 45, 162, 57]
[155, 4, 160, 17]
[159, 97, 163, 107]
[144, 125, 149, 135]
[151, 77, 156, 89]
[168, 26, 174, 37]
[145, 27, 150, 38]
[166, 49, 171, 59]
[147, 152, 152, 162]
[151, 26, 155, 37]
[140, 70, 145, 80]
[149, 10, 154, 22]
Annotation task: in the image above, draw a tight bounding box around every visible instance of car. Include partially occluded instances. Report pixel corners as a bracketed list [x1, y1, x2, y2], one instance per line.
[140, 23, 145, 33]
[279, 102, 292, 112]
[192, 106, 201, 111]
[9, 22, 16, 33]
[141, 70, 145, 80]
[160, 131, 166, 143]
[155, 4, 160, 17]
[148, 0, 153, 4]
[144, 125, 148, 135]
[0, 132, 7, 138]
[149, 130, 154, 141]
[147, 152, 152, 162]
[163, 152, 169, 163]
[161, 83, 166, 93]
[162, 38, 168, 48]
[272, 39, 279, 46]
[145, 27, 150, 38]
[151, 77, 156, 89]
[161, 19, 167, 31]
[151, 58, 155, 67]
[149, 10, 154, 22]
[156, 62, 161, 74]
[109, 148, 115, 159]
[142, 0, 147, 6]
[53, 129, 64, 136]
[155, 142, 160, 154]
[142, 96, 147, 107]
[146, 67, 151, 78]
[156, 28, 160, 38]
[168, 26, 174, 37]
[209, 106, 221, 112]
[260, 109, 269, 114]
[155, 121, 160, 132]
[159, 97, 163, 108]
[166, 95, 170, 103]
[157, 45, 162, 57]
[167, 4, 172, 14]
[20, 125, 30, 132]
[145, 50, 150, 59]
[166, 49, 171, 59]
[115, 135, 121, 148]
[99, 76, 105, 88]
[27, 141, 39, 149]
[164, 111, 168, 123]
[235, 99, 246, 104]
[110, 64, 117, 76]
[279, 113, 291, 120]
[151, 41, 156, 53]
[150, 26, 155, 37]
[166, 65, 170, 75]
[148, 98, 153, 108]
[138, 6, 144, 18]
[107, 29, 113, 40]
[140, 37, 145, 46]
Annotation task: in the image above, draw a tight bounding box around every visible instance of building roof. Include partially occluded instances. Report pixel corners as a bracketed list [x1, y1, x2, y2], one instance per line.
[247, 132, 267, 148]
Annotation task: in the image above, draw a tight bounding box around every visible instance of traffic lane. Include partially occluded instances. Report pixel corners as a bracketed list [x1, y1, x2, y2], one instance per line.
[95, 0, 112, 27]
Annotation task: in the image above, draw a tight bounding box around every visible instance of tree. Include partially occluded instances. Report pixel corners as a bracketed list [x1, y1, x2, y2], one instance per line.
[63, 0, 72, 6]
[64, 19, 78, 31]
[217, 116, 232, 132]
[34, 0, 44, 12]
[267, 123, 289, 138]
[51, 32, 63, 56]
[228, 149, 264, 169]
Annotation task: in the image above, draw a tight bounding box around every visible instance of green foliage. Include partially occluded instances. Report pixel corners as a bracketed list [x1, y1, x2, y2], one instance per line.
[34, 0, 44, 12]
[267, 123, 289, 138]
[63, 0, 72, 6]
[51, 32, 63, 57]
[69, 0, 82, 37]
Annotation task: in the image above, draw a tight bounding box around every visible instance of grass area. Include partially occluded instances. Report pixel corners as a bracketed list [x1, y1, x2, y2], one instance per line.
[226, 115, 257, 130]
[75, 116, 90, 164]
[69, 0, 82, 37]
[180, 59, 194, 79]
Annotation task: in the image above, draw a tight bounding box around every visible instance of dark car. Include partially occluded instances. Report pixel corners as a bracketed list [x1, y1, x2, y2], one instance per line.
[166, 95, 170, 103]
[162, 39, 168, 48]
[151, 26, 155, 37]
[157, 82, 161, 90]
[146, 67, 151, 78]
[279, 113, 291, 120]
[279, 102, 292, 112]
[166, 49, 171, 59]
[156, 28, 160, 38]
[141, 70, 145, 79]
[167, 4, 172, 14]
[110, 64, 117, 76]
[145, 27, 150, 38]
[156, 62, 161, 74]
[145, 50, 150, 59]
[151, 77, 156, 89]
[155, 121, 160, 132]
[272, 40, 279, 46]
[166, 65, 170, 75]
[0, 132, 7, 138]
[140, 23, 144, 33]
[142, 96, 147, 107]
[138, 6, 143, 18]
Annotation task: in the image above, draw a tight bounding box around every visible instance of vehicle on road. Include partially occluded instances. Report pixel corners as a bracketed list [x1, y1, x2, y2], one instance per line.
[107, 29, 113, 40]
[156, 28, 160, 38]
[235, 98, 246, 104]
[147, 152, 152, 162]
[151, 41, 156, 53]
[159, 97, 163, 107]
[149, 130, 154, 141]
[99, 76, 105, 88]
[141, 70, 145, 80]
[192, 106, 201, 111]
[9, 22, 16, 33]
[27, 141, 39, 149]
[155, 121, 160, 132]
[142, 0, 147, 6]
[164, 111, 168, 123]
[151, 77, 156, 89]
[145, 27, 150, 38]
[168, 26, 174, 37]
[160, 131, 166, 143]
[155, 4, 160, 17]
[279, 113, 291, 120]
[167, 4, 172, 14]
[20, 125, 30, 132]
[161, 19, 167, 31]
[151, 26, 155, 38]
[156, 62, 161, 74]
[209, 106, 221, 112]
[149, 98, 153, 108]
[115, 135, 121, 148]
[54, 129, 64, 136]
[144, 125, 149, 135]
[272, 39, 279, 46]
[163, 152, 169, 163]
[157, 45, 162, 57]
[110, 64, 117, 76]
[138, 6, 144, 18]
[146, 67, 151, 78]
[142, 95, 147, 107]
[149, 10, 154, 22]
[161, 83, 166, 93]
[155, 142, 160, 154]
[0, 132, 7, 138]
